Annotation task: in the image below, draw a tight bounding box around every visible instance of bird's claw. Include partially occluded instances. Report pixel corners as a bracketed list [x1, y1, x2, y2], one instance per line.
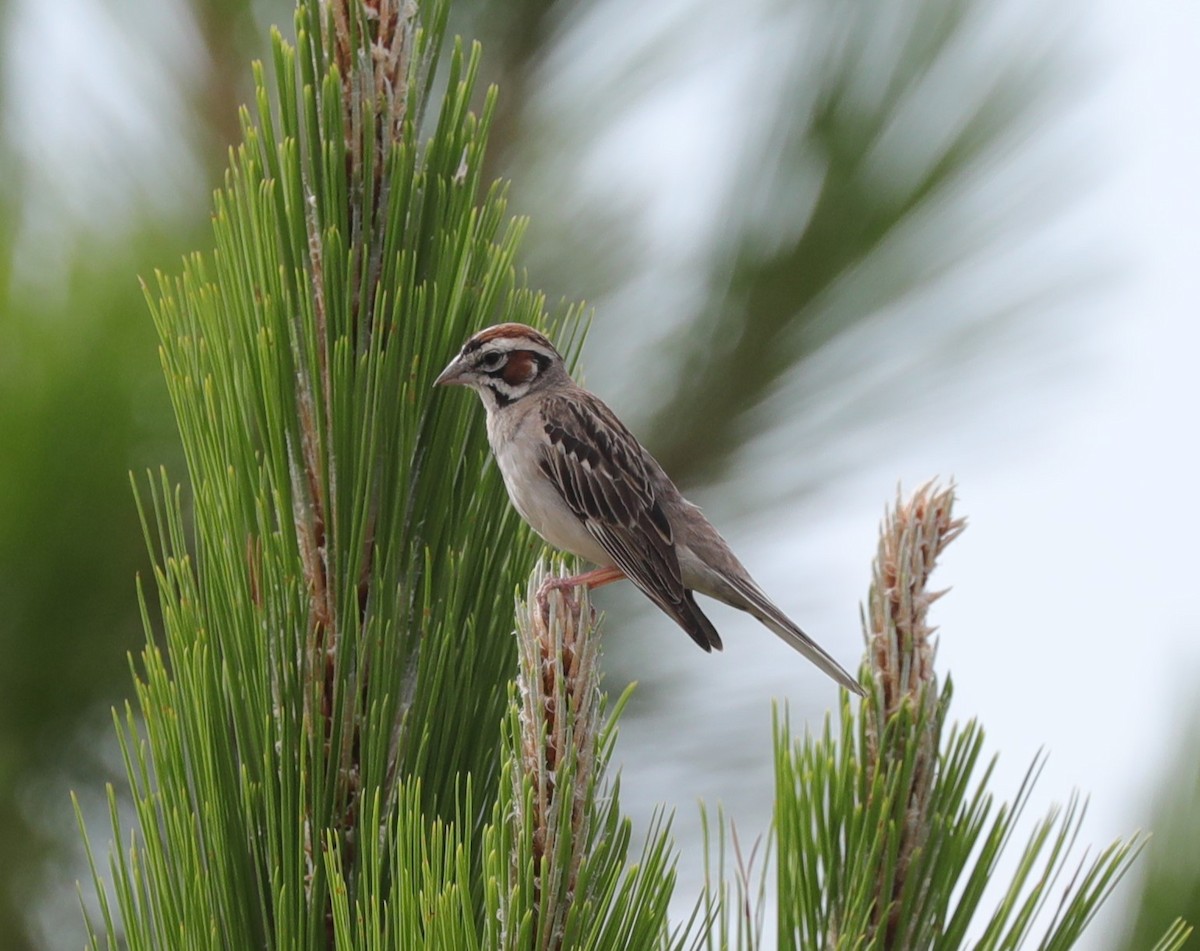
[536, 575, 587, 625]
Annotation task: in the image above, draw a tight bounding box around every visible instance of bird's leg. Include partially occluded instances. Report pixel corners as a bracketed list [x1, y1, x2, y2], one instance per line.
[536, 565, 625, 620]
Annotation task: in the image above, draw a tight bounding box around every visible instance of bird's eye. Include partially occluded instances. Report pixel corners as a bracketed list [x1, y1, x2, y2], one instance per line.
[477, 350, 506, 372]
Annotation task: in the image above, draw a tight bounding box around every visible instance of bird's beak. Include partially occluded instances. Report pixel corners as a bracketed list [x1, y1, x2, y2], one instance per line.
[433, 355, 466, 387]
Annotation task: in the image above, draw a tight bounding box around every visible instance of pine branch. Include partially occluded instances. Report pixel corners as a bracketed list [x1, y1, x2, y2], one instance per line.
[488, 563, 686, 951]
[512, 570, 602, 947]
[762, 481, 1189, 949]
[74, 0, 688, 946]
[862, 481, 963, 945]
[75, 0, 592, 946]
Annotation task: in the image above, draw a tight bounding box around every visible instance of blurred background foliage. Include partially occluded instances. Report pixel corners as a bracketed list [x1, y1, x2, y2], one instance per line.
[0, 0, 1190, 948]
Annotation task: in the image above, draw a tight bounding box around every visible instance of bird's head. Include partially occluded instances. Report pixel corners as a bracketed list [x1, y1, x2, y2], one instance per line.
[435, 323, 566, 408]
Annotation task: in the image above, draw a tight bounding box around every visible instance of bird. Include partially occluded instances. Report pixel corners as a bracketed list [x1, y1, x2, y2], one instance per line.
[434, 322, 864, 695]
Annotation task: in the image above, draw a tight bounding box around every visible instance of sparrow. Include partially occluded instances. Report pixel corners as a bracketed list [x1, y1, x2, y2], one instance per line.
[434, 323, 863, 694]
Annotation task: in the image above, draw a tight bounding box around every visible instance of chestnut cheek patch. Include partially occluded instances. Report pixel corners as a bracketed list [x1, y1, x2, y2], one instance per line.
[502, 351, 538, 386]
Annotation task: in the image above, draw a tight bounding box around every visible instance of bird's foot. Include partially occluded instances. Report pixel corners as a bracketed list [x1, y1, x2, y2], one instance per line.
[536, 574, 582, 623]
[535, 565, 625, 625]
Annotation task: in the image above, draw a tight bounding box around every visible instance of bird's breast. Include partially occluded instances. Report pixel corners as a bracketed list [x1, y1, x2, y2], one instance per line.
[488, 411, 612, 566]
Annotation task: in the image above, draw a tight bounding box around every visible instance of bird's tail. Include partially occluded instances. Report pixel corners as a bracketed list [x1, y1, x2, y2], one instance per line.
[729, 578, 864, 695]
[756, 610, 864, 695]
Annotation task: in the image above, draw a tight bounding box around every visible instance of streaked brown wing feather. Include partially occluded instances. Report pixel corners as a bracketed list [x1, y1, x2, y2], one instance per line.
[538, 391, 719, 650]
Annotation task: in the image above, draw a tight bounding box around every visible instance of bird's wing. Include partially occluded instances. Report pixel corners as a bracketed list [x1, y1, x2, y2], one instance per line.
[537, 391, 721, 650]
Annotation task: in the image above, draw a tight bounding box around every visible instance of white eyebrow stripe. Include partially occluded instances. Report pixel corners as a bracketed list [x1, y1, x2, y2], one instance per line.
[471, 337, 556, 359]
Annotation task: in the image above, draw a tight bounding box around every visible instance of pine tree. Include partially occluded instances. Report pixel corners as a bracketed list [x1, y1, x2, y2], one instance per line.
[77, 3, 1189, 948]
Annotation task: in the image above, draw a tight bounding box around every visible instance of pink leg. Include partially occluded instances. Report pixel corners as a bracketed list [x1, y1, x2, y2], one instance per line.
[536, 565, 625, 617]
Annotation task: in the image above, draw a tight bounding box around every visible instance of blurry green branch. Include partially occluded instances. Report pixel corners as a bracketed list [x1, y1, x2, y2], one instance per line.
[0, 2, 287, 947]
[640, 0, 1065, 487]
